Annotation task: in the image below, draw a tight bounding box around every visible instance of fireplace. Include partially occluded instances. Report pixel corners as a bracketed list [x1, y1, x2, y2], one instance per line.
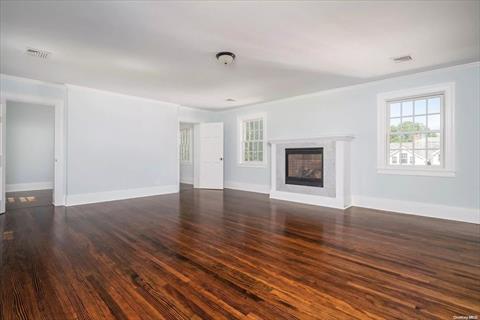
[285, 148, 323, 187]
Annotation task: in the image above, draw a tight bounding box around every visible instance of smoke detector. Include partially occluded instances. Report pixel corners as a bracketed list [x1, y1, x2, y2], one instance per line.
[392, 55, 412, 63]
[25, 47, 51, 59]
[216, 51, 235, 65]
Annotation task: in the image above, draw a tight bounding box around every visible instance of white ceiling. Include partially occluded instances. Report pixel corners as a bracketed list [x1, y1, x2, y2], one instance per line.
[1, 1, 479, 110]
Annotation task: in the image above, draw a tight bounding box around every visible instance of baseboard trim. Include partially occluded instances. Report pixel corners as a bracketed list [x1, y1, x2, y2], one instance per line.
[180, 178, 193, 184]
[224, 181, 270, 194]
[352, 196, 479, 224]
[270, 190, 348, 209]
[221, 181, 479, 224]
[65, 185, 179, 206]
[6, 181, 53, 192]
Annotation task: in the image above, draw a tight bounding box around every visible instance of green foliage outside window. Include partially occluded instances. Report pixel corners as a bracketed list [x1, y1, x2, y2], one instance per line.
[390, 121, 436, 143]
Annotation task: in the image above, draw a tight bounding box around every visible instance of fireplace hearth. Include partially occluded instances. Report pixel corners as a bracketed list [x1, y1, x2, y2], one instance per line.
[270, 136, 353, 208]
[285, 147, 323, 187]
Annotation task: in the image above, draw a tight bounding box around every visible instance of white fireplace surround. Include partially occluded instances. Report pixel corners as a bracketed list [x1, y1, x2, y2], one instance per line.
[269, 135, 354, 209]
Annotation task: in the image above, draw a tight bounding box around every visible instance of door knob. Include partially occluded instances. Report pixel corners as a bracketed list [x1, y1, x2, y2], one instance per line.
[220, 157, 223, 161]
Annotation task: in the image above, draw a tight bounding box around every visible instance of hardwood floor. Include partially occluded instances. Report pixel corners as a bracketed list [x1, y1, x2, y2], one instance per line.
[5, 189, 53, 210]
[180, 183, 193, 191]
[1, 188, 479, 319]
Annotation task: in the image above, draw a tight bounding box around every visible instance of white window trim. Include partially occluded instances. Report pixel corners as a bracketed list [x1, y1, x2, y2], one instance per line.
[237, 112, 267, 167]
[377, 83, 455, 177]
[180, 127, 193, 164]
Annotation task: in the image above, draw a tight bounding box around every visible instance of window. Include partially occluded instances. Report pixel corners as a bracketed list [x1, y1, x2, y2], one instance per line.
[180, 127, 192, 163]
[377, 83, 455, 177]
[388, 94, 443, 167]
[238, 113, 267, 166]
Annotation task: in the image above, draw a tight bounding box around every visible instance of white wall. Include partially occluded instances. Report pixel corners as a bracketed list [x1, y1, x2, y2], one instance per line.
[6, 101, 54, 191]
[0, 75, 217, 206]
[178, 106, 212, 123]
[2, 63, 478, 223]
[179, 123, 194, 184]
[66, 85, 180, 203]
[0, 74, 67, 101]
[213, 63, 480, 222]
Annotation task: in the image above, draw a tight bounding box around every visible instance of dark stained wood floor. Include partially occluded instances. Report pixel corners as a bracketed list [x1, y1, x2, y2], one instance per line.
[1, 188, 479, 319]
[6, 189, 53, 210]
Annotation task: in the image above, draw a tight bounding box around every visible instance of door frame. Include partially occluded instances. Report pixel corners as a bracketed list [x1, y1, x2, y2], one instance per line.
[0, 92, 66, 213]
[177, 121, 198, 189]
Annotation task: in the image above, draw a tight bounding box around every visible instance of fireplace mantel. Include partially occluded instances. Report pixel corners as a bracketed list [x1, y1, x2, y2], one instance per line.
[269, 135, 354, 209]
[269, 135, 354, 145]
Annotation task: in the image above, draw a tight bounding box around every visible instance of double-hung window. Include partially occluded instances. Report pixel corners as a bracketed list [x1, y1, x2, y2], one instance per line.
[238, 113, 267, 166]
[377, 83, 455, 176]
[180, 127, 192, 163]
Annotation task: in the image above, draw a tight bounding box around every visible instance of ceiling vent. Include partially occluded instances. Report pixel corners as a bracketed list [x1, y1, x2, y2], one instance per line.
[25, 47, 51, 59]
[392, 55, 412, 63]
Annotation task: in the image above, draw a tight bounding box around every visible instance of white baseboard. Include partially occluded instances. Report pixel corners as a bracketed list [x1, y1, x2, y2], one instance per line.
[61, 180, 479, 223]
[221, 181, 479, 224]
[352, 196, 479, 224]
[270, 190, 349, 209]
[6, 181, 53, 192]
[180, 178, 193, 184]
[65, 184, 179, 206]
[224, 181, 270, 194]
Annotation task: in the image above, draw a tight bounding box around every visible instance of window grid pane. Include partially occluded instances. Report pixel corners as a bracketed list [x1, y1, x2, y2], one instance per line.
[180, 128, 191, 162]
[242, 118, 264, 163]
[387, 94, 443, 167]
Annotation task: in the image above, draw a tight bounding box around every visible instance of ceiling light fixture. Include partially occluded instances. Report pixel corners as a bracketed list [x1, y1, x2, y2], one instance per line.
[216, 51, 236, 65]
[225, 98, 236, 102]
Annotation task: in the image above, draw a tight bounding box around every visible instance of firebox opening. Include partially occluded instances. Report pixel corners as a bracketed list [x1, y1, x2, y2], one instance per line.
[285, 147, 323, 187]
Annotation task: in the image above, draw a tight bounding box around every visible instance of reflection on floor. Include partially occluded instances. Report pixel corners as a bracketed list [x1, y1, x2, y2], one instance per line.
[1, 188, 478, 319]
[6, 189, 53, 210]
[180, 183, 193, 191]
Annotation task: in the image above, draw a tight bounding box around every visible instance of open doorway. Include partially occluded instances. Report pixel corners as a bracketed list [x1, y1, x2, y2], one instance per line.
[5, 101, 55, 210]
[179, 122, 194, 191]
[178, 121, 224, 192]
[0, 92, 65, 214]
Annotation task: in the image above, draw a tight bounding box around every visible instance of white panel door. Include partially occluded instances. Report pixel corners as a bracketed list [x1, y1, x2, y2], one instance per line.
[0, 102, 5, 213]
[198, 122, 223, 189]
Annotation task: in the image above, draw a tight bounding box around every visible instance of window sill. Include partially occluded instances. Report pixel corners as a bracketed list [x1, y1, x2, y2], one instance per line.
[238, 162, 267, 168]
[377, 167, 455, 177]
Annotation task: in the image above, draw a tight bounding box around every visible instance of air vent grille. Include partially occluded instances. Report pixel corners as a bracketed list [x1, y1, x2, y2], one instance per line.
[25, 47, 51, 59]
[392, 55, 412, 63]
